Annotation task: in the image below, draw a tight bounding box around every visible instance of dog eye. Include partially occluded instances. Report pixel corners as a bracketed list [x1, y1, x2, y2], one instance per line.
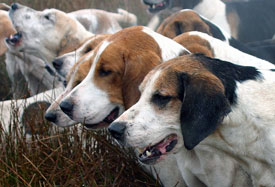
[151, 93, 172, 108]
[99, 68, 112, 77]
[84, 47, 92, 54]
[63, 80, 67, 87]
[44, 14, 50, 20]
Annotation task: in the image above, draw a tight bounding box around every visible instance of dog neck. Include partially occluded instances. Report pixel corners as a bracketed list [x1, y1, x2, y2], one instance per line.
[201, 70, 275, 185]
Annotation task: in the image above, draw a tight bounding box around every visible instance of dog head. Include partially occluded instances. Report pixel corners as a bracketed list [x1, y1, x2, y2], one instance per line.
[109, 54, 232, 165]
[156, 9, 229, 42]
[52, 34, 111, 78]
[8, 3, 91, 63]
[45, 50, 96, 127]
[59, 26, 188, 129]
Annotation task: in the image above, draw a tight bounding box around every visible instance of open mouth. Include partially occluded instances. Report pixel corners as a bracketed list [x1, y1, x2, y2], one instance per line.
[143, 0, 169, 13]
[138, 134, 178, 165]
[84, 107, 120, 130]
[6, 32, 22, 47]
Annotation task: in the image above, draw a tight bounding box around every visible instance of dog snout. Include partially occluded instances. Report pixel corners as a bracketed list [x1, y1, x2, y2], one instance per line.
[44, 111, 57, 123]
[108, 122, 127, 142]
[52, 59, 63, 71]
[11, 3, 18, 11]
[59, 100, 74, 118]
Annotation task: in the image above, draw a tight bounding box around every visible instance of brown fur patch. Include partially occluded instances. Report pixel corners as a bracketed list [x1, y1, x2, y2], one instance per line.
[150, 54, 225, 115]
[54, 10, 91, 56]
[66, 34, 111, 87]
[174, 33, 214, 57]
[156, 10, 211, 39]
[92, 26, 162, 109]
[0, 10, 16, 56]
[153, 55, 225, 97]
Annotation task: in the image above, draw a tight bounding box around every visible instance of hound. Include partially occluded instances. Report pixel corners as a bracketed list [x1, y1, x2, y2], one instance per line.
[156, 9, 275, 63]
[142, 0, 275, 43]
[8, 3, 93, 64]
[109, 53, 275, 186]
[45, 50, 97, 127]
[69, 8, 137, 34]
[58, 26, 255, 186]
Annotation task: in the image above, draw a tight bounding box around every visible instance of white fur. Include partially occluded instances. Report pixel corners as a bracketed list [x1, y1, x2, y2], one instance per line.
[69, 8, 136, 34]
[142, 27, 190, 61]
[189, 31, 275, 69]
[0, 87, 64, 132]
[60, 27, 191, 186]
[61, 41, 121, 124]
[193, 0, 231, 35]
[114, 59, 275, 186]
[9, 4, 93, 63]
[5, 50, 63, 97]
[53, 37, 96, 77]
[196, 70, 275, 186]
[113, 68, 251, 186]
[45, 51, 96, 127]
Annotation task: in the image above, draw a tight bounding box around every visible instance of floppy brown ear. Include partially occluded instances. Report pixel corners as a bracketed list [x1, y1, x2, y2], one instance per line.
[122, 51, 162, 109]
[177, 72, 231, 150]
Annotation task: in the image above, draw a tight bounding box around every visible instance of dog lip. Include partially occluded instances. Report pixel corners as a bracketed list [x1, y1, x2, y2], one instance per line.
[138, 134, 178, 165]
[83, 107, 120, 130]
[144, 0, 169, 13]
[6, 32, 22, 46]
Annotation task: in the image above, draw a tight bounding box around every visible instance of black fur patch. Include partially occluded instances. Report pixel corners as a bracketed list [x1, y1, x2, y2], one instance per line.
[195, 54, 261, 105]
[177, 71, 230, 150]
[151, 92, 172, 109]
[174, 21, 183, 36]
[226, 0, 275, 42]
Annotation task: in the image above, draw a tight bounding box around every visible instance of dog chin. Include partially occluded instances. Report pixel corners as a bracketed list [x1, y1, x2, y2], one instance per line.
[83, 106, 120, 130]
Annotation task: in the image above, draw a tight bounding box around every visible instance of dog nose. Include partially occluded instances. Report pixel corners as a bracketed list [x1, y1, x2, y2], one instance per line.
[60, 100, 74, 117]
[52, 59, 63, 71]
[108, 122, 126, 142]
[11, 3, 18, 10]
[44, 111, 57, 123]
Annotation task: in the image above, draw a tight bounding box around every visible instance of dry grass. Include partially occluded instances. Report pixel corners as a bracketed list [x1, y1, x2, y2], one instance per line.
[0, 107, 160, 186]
[0, 0, 160, 186]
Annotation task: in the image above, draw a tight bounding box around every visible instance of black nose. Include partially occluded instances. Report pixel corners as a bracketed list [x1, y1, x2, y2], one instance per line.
[11, 3, 18, 11]
[108, 122, 126, 142]
[52, 59, 63, 71]
[44, 111, 57, 123]
[60, 100, 74, 117]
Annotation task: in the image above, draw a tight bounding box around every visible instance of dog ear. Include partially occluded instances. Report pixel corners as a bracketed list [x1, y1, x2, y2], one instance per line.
[177, 72, 231, 150]
[122, 52, 161, 109]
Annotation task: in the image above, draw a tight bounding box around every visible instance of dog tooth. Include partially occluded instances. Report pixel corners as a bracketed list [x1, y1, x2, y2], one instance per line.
[146, 150, 152, 156]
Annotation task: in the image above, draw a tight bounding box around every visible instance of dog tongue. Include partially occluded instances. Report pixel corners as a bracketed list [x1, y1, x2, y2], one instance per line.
[107, 110, 116, 121]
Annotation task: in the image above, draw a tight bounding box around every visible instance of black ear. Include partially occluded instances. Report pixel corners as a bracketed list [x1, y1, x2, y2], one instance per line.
[177, 72, 231, 150]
